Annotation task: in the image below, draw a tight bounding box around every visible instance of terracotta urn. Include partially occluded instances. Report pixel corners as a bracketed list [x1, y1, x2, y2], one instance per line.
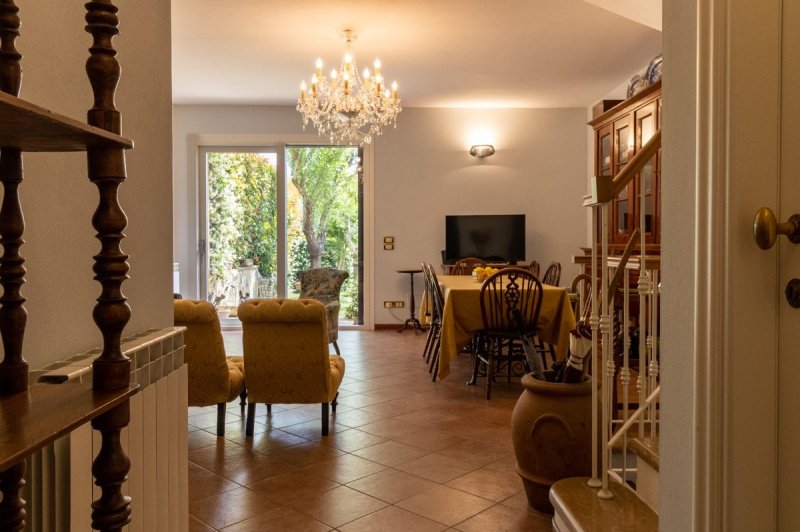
[510, 371, 593, 514]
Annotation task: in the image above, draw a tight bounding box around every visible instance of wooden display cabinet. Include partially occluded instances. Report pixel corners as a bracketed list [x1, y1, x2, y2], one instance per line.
[589, 80, 662, 254]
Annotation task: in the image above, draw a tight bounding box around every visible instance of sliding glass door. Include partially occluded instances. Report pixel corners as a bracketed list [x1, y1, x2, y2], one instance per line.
[200, 145, 363, 326]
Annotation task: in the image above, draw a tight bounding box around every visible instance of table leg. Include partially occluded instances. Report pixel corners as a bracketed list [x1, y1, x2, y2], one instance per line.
[398, 272, 427, 334]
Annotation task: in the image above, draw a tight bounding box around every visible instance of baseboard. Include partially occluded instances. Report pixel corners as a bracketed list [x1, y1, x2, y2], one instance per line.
[374, 323, 401, 330]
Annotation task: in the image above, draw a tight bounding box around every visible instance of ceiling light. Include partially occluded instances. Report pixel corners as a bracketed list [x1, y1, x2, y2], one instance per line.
[297, 29, 402, 145]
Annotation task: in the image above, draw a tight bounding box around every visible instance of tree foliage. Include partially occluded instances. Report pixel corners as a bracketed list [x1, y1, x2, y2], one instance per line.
[207, 152, 277, 298]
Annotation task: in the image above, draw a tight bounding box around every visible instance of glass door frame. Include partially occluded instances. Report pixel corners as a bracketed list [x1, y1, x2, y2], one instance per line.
[192, 134, 374, 329]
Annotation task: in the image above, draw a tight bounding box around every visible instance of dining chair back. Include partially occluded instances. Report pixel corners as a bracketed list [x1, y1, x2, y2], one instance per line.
[472, 267, 543, 399]
[421, 262, 446, 380]
[526, 260, 540, 278]
[542, 261, 562, 286]
[451, 257, 486, 275]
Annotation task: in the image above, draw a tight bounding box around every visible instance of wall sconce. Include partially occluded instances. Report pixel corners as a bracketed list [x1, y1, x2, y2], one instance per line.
[469, 144, 495, 158]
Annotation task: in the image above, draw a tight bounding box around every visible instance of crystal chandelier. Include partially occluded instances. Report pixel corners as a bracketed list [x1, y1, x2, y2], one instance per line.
[297, 29, 401, 145]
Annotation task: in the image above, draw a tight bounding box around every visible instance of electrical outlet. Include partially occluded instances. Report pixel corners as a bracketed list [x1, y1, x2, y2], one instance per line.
[383, 301, 405, 308]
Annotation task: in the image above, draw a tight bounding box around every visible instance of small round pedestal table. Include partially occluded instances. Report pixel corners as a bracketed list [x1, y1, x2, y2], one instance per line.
[397, 269, 427, 334]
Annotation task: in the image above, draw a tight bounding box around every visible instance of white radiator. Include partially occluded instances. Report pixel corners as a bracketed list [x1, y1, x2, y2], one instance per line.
[23, 327, 188, 532]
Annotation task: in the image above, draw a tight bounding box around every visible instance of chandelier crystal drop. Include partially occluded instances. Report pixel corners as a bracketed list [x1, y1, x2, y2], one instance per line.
[297, 29, 401, 145]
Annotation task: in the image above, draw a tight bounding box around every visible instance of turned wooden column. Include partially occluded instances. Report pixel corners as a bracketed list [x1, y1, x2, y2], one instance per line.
[85, 2, 132, 530]
[0, 0, 27, 396]
[0, 3, 27, 531]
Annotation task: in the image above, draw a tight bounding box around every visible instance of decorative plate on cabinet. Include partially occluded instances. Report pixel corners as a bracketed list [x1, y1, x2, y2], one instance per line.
[645, 54, 663, 85]
[627, 74, 647, 98]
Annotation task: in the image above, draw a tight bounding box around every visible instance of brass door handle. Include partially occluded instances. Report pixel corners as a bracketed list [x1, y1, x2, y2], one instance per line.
[753, 207, 800, 250]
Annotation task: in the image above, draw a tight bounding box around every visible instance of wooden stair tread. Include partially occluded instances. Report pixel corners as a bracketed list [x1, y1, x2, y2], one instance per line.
[0, 92, 133, 151]
[629, 436, 659, 472]
[0, 382, 138, 471]
[550, 477, 658, 532]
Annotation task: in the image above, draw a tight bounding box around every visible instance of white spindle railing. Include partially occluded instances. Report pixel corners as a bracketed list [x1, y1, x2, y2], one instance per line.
[586, 130, 661, 502]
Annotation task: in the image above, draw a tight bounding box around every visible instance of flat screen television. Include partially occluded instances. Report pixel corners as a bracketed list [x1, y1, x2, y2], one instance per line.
[444, 214, 525, 264]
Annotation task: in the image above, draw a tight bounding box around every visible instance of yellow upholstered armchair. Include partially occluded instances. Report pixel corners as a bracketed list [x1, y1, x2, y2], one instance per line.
[173, 299, 246, 436]
[238, 298, 345, 436]
[298, 268, 349, 355]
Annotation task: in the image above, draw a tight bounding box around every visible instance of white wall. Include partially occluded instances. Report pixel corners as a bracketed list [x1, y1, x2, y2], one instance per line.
[172, 105, 588, 325]
[14, 0, 173, 369]
[372, 108, 587, 324]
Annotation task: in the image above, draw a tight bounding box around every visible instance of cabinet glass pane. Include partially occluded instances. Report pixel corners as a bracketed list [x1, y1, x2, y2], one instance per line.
[642, 159, 654, 194]
[640, 115, 655, 145]
[617, 126, 630, 163]
[644, 195, 653, 233]
[600, 134, 612, 176]
[617, 200, 629, 235]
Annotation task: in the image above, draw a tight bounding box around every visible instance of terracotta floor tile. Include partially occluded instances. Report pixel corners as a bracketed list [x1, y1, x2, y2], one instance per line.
[266, 441, 346, 467]
[328, 408, 387, 428]
[189, 429, 221, 451]
[188, 462, 240, 502]
[452, 502, 552, 531]
[244, 428, 308, 454]
[262, 408, 320, 429]
[396, 453, 480, 483]
[435, 439, 507, 467]
[352, 440, 431, 467]
[393, 428, 467, 452]
[397, 484, 494, 526]
[335, 393, 388, 408]
[289, 485, 389, 528]
[301, 453, 388, 484]
[393, 409, 464, 428]
[187, 331, 535, 531]
[339, 505, 448, 532]
[445, 466, 524, 502]
[358, 418, 427, 439]
[500, 491, 550, 517]
[280, 418, 349, 439]
[346, 468, 439, 504]
[188, 486, 282, 530]
[317, 428, 388, 452]
[189, 515, 216, 531]
[219, 506, 332, 531]
[247, 468, 340, 505]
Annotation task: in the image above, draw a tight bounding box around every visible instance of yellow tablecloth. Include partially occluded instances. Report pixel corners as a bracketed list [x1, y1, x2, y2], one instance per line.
[422, 275, 576, 381]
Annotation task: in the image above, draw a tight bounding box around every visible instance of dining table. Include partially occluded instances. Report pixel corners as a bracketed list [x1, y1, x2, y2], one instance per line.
[423, 274, 577, 381]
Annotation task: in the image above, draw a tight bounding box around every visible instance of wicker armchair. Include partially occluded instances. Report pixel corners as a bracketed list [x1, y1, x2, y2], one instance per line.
[298, 268, 349, 355]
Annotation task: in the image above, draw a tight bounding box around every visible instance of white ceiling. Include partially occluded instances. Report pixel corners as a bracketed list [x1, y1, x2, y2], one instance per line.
[171, 0, 662, 108]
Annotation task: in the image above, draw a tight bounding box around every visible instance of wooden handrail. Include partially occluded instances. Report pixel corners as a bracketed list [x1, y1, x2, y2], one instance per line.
[588, 128, 662, 205]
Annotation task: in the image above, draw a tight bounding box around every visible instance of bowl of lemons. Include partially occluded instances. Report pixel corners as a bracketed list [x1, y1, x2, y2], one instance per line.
[472, 266, 499, 282]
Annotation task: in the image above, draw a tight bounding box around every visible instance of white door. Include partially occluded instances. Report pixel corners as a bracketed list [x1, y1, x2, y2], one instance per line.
[777, 3, 800, 529]
[663, 0, 799, 529]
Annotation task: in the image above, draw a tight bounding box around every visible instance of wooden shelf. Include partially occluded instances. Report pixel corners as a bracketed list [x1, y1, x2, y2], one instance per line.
[0, 383, 138, 471]
[0, 92, 133, 152]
